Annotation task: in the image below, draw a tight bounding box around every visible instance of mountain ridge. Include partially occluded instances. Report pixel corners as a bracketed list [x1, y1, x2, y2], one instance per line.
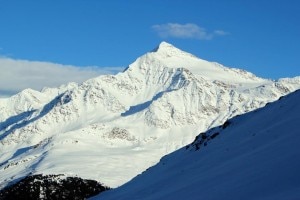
[1, 42, 300, 189]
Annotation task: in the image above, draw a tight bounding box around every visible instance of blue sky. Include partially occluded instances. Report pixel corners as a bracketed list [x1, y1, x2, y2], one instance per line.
[0, 0, 300, 96]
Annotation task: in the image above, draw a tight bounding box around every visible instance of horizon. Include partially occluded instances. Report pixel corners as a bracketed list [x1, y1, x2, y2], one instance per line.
[0, 1, 300, 96]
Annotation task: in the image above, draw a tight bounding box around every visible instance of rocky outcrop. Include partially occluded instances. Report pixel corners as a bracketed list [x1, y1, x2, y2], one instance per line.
[0, 174, 109, 200]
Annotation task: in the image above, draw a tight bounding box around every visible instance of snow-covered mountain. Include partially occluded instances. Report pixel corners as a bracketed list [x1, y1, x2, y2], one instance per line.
[95, 89, 300, 200]
[1, 42, 300, 191]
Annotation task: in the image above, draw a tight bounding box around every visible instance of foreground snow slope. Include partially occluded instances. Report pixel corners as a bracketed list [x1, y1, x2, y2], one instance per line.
[1, 42, 300, 189]
[95, 89, 300, 200]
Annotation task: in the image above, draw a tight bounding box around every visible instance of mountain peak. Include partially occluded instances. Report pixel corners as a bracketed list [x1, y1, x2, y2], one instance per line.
[157, 41, 175, 49]
[151, 41, 178, 53]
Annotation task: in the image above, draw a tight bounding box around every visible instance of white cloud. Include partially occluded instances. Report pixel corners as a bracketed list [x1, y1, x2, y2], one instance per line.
[0, 57, 124, 97]
[214, 30, 230, 36]
[152, 23, 229, 40]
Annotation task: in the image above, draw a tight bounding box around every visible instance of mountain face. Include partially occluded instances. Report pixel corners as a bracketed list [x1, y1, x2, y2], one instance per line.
[1, 42, 300, 190]
[95, 89, 300, 200]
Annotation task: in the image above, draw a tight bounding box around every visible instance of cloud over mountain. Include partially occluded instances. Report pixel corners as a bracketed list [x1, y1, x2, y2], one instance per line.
[152, 23, 229, 40]
[0, 57, 123, 97]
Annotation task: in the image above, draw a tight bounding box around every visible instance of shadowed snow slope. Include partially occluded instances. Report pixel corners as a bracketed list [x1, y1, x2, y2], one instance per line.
[1, 42, 300, 190]
[95, 89, 300, 200]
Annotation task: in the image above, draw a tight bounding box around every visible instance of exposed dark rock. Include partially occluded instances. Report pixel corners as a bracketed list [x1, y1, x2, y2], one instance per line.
[187, 126, 224, 151]
[210, 132, 220, 139]
[0, 174, 110, 200]
[222, 120, 231, 129]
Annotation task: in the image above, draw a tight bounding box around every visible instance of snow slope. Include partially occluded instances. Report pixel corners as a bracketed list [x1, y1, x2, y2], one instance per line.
[95, 89, 300, 200]
[1, 42, 300, 189]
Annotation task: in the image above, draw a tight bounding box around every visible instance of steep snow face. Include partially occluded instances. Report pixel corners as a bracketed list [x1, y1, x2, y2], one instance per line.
[1, 42, 300, 189]
[95, 90, 300, 200]
[149, 41, 265, 84]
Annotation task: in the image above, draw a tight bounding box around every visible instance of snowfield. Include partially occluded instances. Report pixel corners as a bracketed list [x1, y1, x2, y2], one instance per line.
[1, 42, 300, 190]
[94, 89, 300, 200]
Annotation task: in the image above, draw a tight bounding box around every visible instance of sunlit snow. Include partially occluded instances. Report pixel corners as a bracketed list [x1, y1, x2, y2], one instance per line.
[1, 42, 300, 191]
